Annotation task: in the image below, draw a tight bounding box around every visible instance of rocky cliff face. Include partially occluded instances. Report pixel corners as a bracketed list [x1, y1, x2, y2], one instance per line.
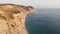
[0, 4, 35, 34]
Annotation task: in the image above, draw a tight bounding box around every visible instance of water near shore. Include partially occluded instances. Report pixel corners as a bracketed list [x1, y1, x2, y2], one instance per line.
[26, 8, 60, 34]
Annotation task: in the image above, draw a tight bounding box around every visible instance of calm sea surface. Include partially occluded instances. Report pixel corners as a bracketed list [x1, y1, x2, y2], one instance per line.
[26, 8, 60, 34]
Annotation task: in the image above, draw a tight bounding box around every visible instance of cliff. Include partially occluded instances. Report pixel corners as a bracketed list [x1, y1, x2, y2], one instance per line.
[0, 4, 35, 34]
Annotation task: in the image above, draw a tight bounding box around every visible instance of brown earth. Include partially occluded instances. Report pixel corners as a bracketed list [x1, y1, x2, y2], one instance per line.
[0, 4, 35, 34]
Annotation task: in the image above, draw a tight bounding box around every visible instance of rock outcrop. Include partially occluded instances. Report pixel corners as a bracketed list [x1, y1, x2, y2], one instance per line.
[0, 4, 35, 34]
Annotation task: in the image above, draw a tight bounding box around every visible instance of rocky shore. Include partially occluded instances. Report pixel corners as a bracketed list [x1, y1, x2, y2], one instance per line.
[0, 4, 35, 34]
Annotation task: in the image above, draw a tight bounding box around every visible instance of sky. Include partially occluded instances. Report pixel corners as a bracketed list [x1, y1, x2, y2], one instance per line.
[0, 0, 60, 8]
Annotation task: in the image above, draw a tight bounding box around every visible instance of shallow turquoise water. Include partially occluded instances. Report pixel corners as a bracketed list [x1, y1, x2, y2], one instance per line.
[26, 8, 60, 34]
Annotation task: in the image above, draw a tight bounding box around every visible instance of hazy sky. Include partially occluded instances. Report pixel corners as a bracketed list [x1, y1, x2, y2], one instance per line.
[0, 0, 60, 8]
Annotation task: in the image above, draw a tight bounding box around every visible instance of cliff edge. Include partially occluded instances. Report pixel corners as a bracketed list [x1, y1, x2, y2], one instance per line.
[0, 4, 35, 34]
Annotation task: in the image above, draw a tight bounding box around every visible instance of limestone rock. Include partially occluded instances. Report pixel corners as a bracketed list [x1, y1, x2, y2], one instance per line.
[0, 4, 35, 34]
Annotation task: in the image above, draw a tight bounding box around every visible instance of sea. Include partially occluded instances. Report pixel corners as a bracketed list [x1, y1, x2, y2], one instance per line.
[25, 8, 60, 34]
